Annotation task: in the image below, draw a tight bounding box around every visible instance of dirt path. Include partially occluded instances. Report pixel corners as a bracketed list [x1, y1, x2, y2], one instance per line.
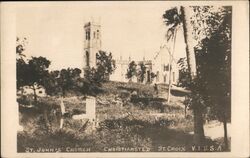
[204, 121, 231, 140]
[188, 120, 231, 140]
[157, 85, 231, 140]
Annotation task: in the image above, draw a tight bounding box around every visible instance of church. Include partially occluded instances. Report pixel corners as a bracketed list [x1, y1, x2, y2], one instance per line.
[82, 21, 179, 85]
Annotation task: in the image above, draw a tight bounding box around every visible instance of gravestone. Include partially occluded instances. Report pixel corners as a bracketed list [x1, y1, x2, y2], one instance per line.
[72, 96, 97, 132]
[86, 96, 96, 121]
[72, 96, 96, 122]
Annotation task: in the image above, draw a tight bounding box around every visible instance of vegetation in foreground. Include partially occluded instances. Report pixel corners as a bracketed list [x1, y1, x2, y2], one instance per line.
[18, 81, 228, 152]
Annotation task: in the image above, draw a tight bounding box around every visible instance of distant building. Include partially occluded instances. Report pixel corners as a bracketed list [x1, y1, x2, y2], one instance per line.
[110, 45, 179, 85]
[152, 45, 179, 85]
[82, 21, 179, 85]
[110, 57, 153, 83]
[83, 21, 102, 75]
[109, 56, 132, 82]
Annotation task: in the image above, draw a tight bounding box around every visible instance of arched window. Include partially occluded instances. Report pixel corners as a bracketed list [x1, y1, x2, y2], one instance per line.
[88, 31, 90, 40]
[86, 51, 89, 67]
[93, 32, 96, 39]
[86, 31, 90, 40]
[97, 30, 100, 39]
[173, 72, 175, 82]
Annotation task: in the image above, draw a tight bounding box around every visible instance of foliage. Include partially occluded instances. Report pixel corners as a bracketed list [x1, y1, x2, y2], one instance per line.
[126, 61, 137, 81]
[163, 7, 182, 41]
[137, 63, 146, 83]
[17, 55, 51, 101]
[96, 51, 116, 82]
[27, 56, 51, 87]
[194, 7, 232, 122]
[16, 37, 28, 90]
[16, 37, 51, 101]
[44, 68, 95, 96]
[163, 6, 232, 147]
[17, 58, 29, 90]
[190, 6, 229, 43]
[84, 51, 115, 84]
[44, 67, 105, 97]
[177, 57, 191, 88]
[164, 6, 231, 122]
[81, 68, 104, 96]
[16, 37, 27, 59]
[18, 81, 194, 152]
[56, 68, 81, 96]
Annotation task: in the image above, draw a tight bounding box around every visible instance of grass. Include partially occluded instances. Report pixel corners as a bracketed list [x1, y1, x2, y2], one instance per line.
[17, 81, 228, 152]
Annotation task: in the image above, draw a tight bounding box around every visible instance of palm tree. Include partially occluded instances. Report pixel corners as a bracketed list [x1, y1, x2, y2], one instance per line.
[163, 7, 180, 104]
[180, 6, 205, 144]
[163, 6, 205, 144]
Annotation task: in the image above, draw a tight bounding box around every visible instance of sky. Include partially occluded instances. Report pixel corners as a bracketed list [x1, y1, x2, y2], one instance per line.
[16, 2, 186, 70]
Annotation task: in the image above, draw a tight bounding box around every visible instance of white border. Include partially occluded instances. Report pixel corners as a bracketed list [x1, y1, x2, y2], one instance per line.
[1, 1, 249, 157]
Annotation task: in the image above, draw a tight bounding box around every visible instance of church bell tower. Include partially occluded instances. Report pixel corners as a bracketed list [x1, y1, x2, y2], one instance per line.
[83, 21, 102, 73]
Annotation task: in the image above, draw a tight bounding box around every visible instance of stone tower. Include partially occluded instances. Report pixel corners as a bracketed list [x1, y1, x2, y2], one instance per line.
[83, 21, 101, 72]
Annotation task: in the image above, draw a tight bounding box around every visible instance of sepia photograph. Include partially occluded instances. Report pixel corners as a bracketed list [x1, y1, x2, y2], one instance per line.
[1, 1, 249, 157]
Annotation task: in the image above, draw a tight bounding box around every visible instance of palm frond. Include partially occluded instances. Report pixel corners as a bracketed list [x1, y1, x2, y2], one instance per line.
[163, 7, 182, 27]
[165, 27, 175, 41]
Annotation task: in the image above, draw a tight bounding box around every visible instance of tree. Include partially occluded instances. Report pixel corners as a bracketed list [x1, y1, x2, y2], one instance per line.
[137, 63, 146, 83]
[126, 61, 137, 82]
[164, 6, 232, 148]
[16, 37, 27, 60]
[83, 67, 103, 95]
[96, 51, 116, 82]
[193, 6, 232, 150]
[43, 70, 60, 96]
[27, 57, 51, 102]
[163, 7, 204, 144]
[162, 8, 181, 103]
[16, 37, 28, 91]
[45, 68, 82, 97]
[17, 58, 29, 91]
[177, 57, 191, 88]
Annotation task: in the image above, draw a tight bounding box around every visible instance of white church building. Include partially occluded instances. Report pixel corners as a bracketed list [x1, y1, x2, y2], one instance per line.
[152, 45, 179, 85]
[82, 21, 179, 85]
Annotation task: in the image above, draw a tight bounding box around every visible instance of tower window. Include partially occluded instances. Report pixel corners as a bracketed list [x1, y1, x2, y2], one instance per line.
[93, 32, 96, 39]
[86, 31, 90, 40]
[173, 72, 175, 82]
[86, 51, 90, 67]
[97, 30, 99, 39]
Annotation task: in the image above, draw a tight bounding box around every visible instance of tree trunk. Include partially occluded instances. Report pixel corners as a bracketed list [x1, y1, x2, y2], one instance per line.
[181, 6, 204, 144]
[167, 28, 177, 103]
[181, 6, 197, 79]
[32, 84, 37, 103]
[193, 103, 205, 144]
[60, 97, 65, 129]
[223, 113, 229, 150]
[167, 52, 172, 104]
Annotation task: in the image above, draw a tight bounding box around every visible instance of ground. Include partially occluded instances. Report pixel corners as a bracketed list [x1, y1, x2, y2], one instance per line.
[17, 81, 230, 152]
